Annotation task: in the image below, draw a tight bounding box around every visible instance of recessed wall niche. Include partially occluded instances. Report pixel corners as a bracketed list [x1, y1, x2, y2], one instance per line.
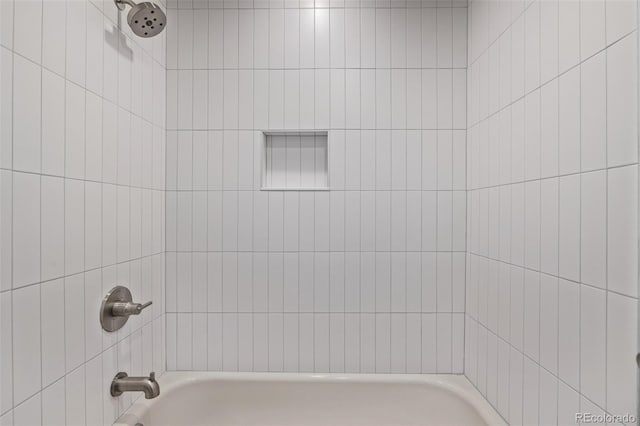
[261, 130, 329, 191]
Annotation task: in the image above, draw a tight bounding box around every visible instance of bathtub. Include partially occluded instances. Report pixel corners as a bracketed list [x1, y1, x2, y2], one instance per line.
[114, 372, 506, 426]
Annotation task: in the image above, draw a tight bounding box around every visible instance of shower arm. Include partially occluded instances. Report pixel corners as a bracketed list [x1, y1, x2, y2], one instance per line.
[115, 0, 137, 11]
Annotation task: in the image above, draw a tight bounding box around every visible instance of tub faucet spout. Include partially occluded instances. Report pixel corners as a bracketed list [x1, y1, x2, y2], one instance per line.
[111, 372, 160, 399]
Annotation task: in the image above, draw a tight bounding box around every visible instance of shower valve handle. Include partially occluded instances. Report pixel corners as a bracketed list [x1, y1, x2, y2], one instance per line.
[111, 300, 153, 317]
[100, 286, 153, 332]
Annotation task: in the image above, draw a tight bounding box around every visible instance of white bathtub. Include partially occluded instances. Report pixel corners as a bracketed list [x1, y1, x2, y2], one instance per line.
[114, 372, 506, 426]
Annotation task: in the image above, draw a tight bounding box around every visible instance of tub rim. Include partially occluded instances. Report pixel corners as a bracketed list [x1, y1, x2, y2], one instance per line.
[114, 372, 507, 426]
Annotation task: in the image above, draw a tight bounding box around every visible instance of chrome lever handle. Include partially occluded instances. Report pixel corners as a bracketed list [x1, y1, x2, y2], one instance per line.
[111, 300, 152, 317]
[139, 301, 153, 311]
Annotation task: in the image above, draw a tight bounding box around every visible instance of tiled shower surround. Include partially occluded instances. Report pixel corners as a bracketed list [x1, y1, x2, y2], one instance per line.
[0, 0, 167, 423]
[165, 0, 469, 373]
[465, 0, 639, 423]
[0, 0, 638, 423]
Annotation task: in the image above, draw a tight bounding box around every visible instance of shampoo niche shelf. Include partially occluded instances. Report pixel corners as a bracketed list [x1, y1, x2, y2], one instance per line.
[260, 130, 329, 191]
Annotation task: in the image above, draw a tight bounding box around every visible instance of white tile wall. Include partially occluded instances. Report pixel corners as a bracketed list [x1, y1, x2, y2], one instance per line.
[165, 0, 468, 374]
[2, 0, 638, 422]
[0, 0, 167, 423]
[466, 0, 638, 423]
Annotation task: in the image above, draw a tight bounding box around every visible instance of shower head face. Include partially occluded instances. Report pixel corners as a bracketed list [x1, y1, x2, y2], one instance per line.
[127, 2, 166, 38]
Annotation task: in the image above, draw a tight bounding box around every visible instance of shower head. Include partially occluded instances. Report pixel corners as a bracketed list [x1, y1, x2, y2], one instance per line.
[115, 0, 166, 38]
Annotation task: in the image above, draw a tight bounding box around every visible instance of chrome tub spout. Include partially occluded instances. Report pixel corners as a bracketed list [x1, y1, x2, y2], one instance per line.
[111, 372, 160, 399]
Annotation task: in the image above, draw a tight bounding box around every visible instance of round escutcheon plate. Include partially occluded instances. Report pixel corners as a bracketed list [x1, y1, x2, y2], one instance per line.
[100, 286, 133, 332]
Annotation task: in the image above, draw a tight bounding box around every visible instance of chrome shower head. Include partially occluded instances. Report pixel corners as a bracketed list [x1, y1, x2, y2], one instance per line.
[115, 0, 166, 38]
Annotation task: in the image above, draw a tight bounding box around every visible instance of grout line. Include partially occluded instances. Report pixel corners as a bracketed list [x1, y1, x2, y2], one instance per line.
[434, 6, 440, 373]
[468, 29, 638, 131]
[637, 2, 640, 421]
[602, 0, 609, 415]
[38, 0, 45, 418]
[576, 0, 583, 413]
